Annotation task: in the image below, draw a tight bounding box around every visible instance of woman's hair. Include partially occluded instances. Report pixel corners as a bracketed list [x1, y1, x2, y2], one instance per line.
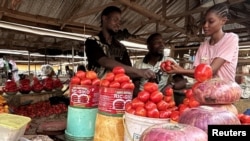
[100, 6, 121, 26]
[205, 3, 229, 18]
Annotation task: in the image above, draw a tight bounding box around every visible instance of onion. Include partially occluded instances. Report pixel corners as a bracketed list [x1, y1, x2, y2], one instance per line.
[193, 78, 242, 104]
[179, 105, 241, 132]
[208, 104, 238, 115]
[140, 122, 207, 141]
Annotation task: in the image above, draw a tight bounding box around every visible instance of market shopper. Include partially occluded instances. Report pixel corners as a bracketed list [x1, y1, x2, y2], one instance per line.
[85, 6, 156, 80]
[133, 33, 186, 97]
[167, 3, 239, 82]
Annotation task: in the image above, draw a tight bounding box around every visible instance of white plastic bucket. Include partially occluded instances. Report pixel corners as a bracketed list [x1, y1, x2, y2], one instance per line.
[123, 112, 170, 141]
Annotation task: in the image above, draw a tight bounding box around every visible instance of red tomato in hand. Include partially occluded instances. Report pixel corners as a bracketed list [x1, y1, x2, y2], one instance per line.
[165, 87, 173, 96]
[147, 108, 160, 118]
[194, 64, 213, 82]
[109, 81, 120, 88]
[70, 76, 81, 85]
[112, 66, 125, 74]
[150, 91, 163, 103]
[157, 100, 169, 111]
[144, 101, 157, 110]
[143, 82, 158, 93]
[160, 62, 166, 71]
[137, 90, 150, 102]
[135, 106, 147, 117]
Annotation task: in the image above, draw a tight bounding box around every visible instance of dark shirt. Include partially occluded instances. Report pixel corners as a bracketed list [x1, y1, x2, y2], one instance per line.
[85, 32, 131, 77]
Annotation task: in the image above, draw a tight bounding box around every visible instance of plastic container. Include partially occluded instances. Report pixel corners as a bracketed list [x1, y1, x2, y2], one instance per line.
[70, 85, 99, 108]
[66, 106, 97, 138]
[123, 112, 170, 141]
[98, 87, 133, 116]
[0, 113, 31, 141]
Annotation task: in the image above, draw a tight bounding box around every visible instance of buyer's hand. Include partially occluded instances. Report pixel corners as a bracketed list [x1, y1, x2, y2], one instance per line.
[166, 64, 185, 74]
[138, 69, 156, 79]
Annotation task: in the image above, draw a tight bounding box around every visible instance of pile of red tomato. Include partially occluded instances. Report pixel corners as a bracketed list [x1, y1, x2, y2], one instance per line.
[70, 70, 100, 86]
[32, 77, 44, 93]
[12, 101, 68, 118]
[19, 78, 32, 94]
[3, 79, 18, 94]
[100, 66, 134, 89]
[125, 82, 177, 119]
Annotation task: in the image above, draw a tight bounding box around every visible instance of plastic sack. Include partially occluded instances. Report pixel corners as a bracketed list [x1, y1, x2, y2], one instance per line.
[193, 78, 242, 104]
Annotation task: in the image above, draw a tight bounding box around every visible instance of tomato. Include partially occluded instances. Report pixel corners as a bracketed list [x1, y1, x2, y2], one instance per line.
[114, 74, 130, 83]
[240, 115, 250, 123]
[144, 101, 157, 110]
[237, 113, 244, 120]
[125, 102, 133, 111]
[112, 66, 125, 74]
[159, 110, 171, 118]
[188, 100, 200, 108]
[135, 106, 147, 117]
[165, 60, 172, 66]
[100, 79, 110, 87]
[137, 90, 150, 102]
[157, 100, 169, 111]
[143, 82, 158, 93]
[92, 78, 100, 86]
[192, 82, 201, 92]
[170, 110, 180, 122]
[168, 100, 176, 108]
[131, 98, 145, 109]
[80, 78, 92, 85]
[165, 87, 173, 96]
[185, 89, 193, 98]
[104, 72, 115, 81]
[178, 104, 189, 114]
[109, 81, 120, 88]
[86, 71, 97, 80]
[183, 98, 190, 106]
[147, 108, 160, 118]
[160, 62, 166, 71]
[164, 96, 172, 102]
[127, 108, 135, 114]
[70, 76, 81, 85]
[150, 91, 163, 103]
[75, 70, 86, 79]
[194, 63, 213, 82]
[120, 82, 135, 89]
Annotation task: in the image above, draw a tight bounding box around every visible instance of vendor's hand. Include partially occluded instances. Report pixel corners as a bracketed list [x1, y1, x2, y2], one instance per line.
[167, 64, 185, 74]
[138, 69, 156, 79]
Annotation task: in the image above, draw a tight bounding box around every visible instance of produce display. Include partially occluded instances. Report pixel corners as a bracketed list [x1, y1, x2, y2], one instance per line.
[208, 104, 238, 115]
[53, 77, 63, 90]
[12, 101, 68, 118]
[178, 105, 241, 132]
[19, 78, 32, 94]
[0, 95, 9, 113]
[42, 77, 54, 91]
[193, 78, 242, 104]
[31, 77, 44, 93]
[140, 122, 208, 141]
[3, 79, 18, 94]
[70, 70, 100, 86]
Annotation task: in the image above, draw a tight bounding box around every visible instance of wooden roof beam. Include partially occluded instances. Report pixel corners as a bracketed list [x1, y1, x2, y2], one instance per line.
[115, 0, 188, 36]
[165, 0, 245, 19]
